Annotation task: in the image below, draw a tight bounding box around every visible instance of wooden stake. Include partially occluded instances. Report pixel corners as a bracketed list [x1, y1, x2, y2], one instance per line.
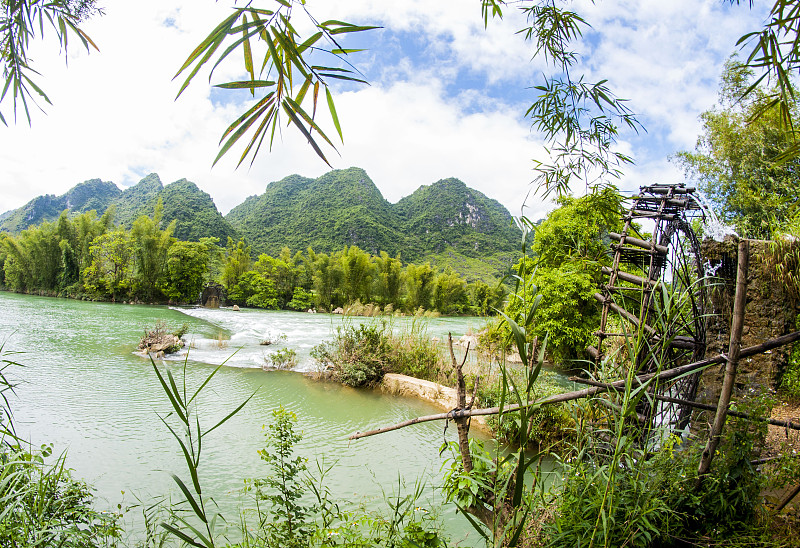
[448, 333, 473, 473]
[697, 239, 749, 485]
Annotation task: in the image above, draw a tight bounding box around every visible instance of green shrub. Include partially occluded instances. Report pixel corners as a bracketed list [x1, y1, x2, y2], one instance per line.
[312, 320, 450, 387]
[286, 287, 314, 311]
[265, 347, 298, 370]
[312, 322, 391, 387]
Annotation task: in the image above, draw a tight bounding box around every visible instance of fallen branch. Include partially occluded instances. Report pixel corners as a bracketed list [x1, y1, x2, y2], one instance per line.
[348, 329, 800, 441]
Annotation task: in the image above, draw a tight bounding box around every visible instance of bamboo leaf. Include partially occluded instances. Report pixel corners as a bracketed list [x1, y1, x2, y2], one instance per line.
[175, 29, 230, 98]
[317, 73, 369, 84]
[312, 80, 319, 118]
[20, 73, 51, 104]
[297, 31, 323, 54]
[282, 101, 331, 165]
[219, 93, 274, 141]
[237, 103, 279, 166]
[242, 14, 254, 94]
[331, 48, 366, 54]
[214, 80, 276, 90]
[175, 10, 240, 78]
[214, 102, 274, 166]
[285, 96, 335, 148]
[208, 25, 263, 78]
[295, 75, 313, 107]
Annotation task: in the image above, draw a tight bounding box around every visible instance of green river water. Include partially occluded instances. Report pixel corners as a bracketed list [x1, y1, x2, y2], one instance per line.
[0, 291, 503, 544]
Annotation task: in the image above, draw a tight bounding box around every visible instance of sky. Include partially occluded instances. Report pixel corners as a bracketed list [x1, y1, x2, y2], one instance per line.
[0, 0, 771, 222]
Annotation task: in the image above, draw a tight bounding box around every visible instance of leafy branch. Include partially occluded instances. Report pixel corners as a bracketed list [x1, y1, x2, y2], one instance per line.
[175, 1, 377, 168]
[482, 0, 642, 198]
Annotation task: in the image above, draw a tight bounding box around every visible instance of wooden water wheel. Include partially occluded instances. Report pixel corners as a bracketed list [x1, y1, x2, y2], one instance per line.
[589, 183, 707, 433]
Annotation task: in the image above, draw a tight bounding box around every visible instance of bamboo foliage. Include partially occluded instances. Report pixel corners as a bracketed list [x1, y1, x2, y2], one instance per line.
[0, 0, 99, 125]
[174, 1, 377, 168]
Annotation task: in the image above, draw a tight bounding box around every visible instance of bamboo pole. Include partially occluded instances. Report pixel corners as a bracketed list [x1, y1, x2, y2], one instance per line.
[697, 239, 749, 484]
[349, 328, 800, 441]
[569, 377, 800, 431]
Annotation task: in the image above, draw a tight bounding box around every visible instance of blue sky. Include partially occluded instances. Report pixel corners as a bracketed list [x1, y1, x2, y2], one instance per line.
[0, 1, 771, 222]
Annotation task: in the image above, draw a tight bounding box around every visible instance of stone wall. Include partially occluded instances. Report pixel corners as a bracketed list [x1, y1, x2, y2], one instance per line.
[696, 236, 799, 404]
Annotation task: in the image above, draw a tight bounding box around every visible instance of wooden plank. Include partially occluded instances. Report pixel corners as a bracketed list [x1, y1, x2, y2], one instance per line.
[601, 266, 659, 288]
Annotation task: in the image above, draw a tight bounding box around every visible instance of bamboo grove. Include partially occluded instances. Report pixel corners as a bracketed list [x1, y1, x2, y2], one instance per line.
[0, 206, 505, 315]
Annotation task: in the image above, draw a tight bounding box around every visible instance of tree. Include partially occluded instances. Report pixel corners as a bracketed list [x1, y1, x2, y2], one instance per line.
[675, 59, 800, 239]
[222, 238, 251, 291]
[1, 221, 61, 292]
[467, 280, 505, 316]
[163, 240, 211, 303]
[432, 267, 468, 314]
[129, 206, 176, 301]
[405, 262, 435, 312]
[83, 229, 132, 300]
[310, 250, 342, 311]
[503, 189, 625, 362]
[228, 270, 279, 309]
[374, 251, 403, 308]
[340, 245, 373, 304]
[253, 247, 301, 307]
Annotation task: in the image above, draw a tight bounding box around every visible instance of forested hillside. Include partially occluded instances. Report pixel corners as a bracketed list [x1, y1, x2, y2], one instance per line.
[0, 179, 121, 233]
[2, 168, 521, 281]
[225, 168, 409, 257]
[226, 168, 521, 280]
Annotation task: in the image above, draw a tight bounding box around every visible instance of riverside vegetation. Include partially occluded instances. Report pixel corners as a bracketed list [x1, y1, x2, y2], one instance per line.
[1, 168, 521, 285]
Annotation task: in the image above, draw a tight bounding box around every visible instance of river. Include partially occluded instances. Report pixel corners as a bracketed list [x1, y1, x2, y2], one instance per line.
[0, 291, 497, 544]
